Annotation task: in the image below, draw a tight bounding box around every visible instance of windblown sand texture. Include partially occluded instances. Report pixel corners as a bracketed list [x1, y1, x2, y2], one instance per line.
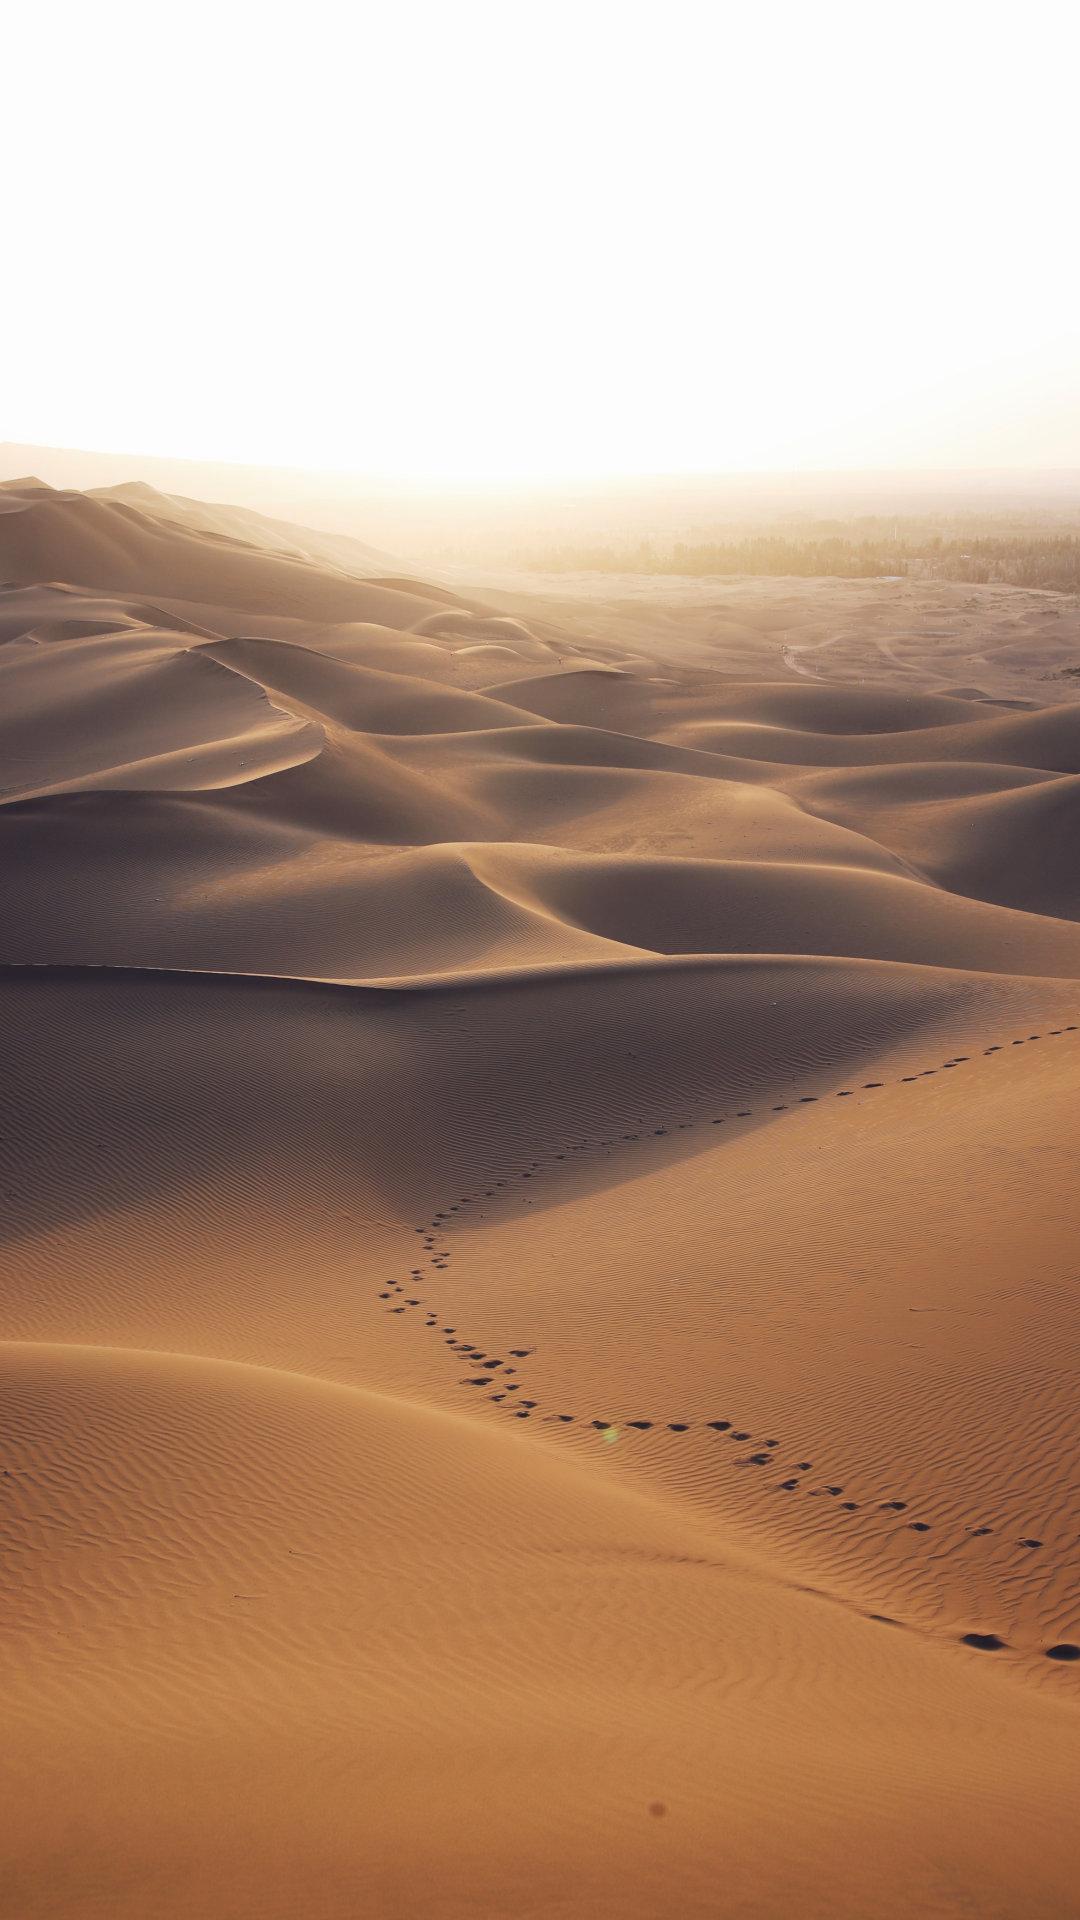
[2, 481, 1079, 1919]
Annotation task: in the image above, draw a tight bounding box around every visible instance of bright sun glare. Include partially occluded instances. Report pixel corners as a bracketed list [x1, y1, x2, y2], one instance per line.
[6, 0, 1079, 479]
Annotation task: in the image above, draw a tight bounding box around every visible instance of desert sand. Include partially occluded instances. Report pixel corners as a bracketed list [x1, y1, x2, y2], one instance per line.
[1, 478, 1078, 1918]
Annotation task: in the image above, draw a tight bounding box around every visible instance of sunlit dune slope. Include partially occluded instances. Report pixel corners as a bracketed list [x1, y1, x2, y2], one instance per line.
[3, 1336, 1078, 1920]
[0, 487, 456, 625]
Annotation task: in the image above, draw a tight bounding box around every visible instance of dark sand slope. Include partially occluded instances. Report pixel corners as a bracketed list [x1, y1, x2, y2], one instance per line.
[1, 483, 1078, 1918]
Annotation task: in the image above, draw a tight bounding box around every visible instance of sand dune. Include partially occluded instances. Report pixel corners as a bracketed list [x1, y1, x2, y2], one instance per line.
[204, 633, 541, 733]
[88, 476, 401, 574]
[0, 488, 461, 626]
[1, 481, 1078, 1917]
[799, 762, 1080, 921]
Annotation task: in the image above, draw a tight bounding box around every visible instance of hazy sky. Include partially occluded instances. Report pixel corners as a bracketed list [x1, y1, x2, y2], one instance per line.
[8, 1, 1078, 479]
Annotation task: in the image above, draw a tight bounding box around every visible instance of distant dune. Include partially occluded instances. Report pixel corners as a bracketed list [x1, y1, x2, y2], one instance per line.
[1, 481, 1078, 1919]
[89, 477, 400, 573]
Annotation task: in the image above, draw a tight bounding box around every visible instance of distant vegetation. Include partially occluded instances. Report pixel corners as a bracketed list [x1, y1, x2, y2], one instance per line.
[515, 519, 1080, 591]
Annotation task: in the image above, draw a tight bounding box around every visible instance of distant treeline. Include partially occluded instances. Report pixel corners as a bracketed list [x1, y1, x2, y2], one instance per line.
[516, 531, 1080, 592]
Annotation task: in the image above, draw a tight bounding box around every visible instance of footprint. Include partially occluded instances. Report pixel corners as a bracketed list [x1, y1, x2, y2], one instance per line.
[1018, 1538, 1043, 1549]
[432, 1043, 1075, 1513]
[961, 1632, 1007, 1651]
[909, 1521, 931, 1532]
[1045, 1644, 1080, 1662]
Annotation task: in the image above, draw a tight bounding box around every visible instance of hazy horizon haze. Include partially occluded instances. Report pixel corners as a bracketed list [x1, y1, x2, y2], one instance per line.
[7, 0, 1079, 481]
